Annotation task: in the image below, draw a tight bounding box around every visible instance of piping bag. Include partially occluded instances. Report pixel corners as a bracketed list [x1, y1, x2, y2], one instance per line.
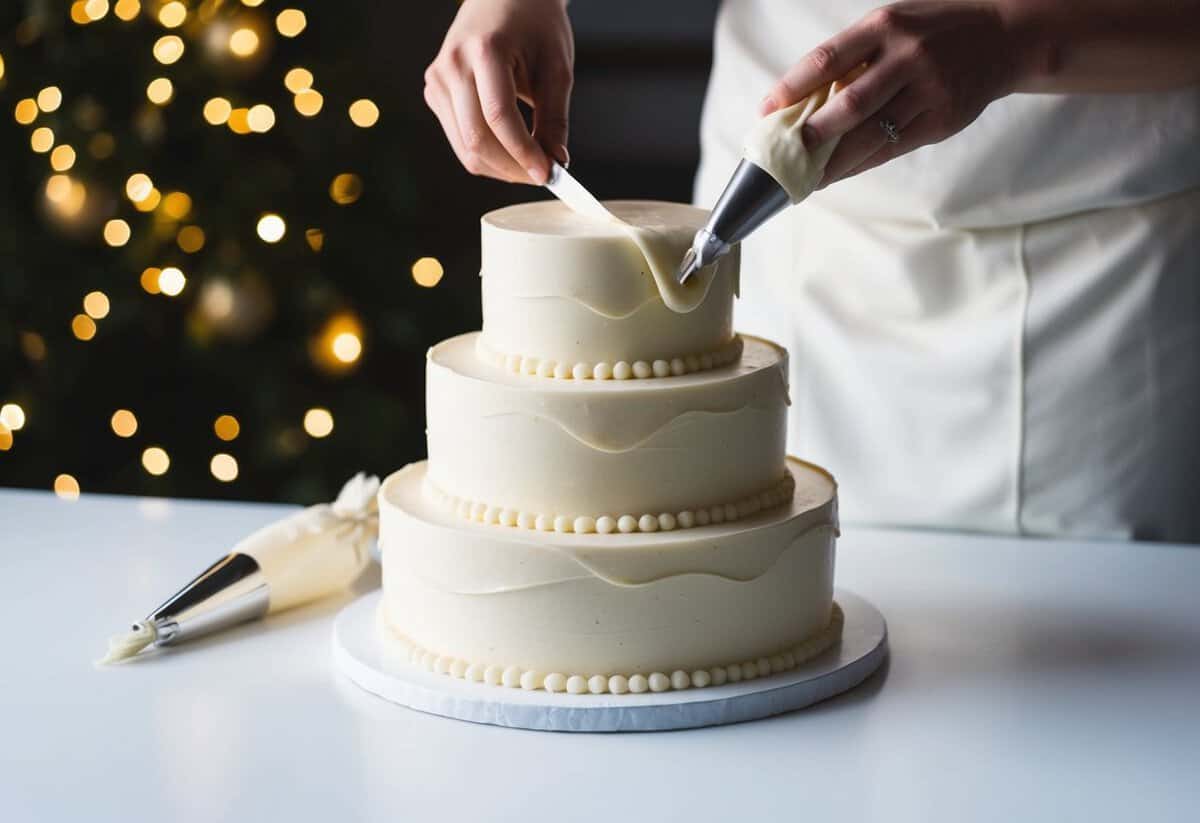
[677, 67, 864, 284]
[99, 472, 380, 664]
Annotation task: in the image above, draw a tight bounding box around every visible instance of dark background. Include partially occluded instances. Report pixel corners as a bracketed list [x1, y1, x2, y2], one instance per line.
[0, 0, 722, 504]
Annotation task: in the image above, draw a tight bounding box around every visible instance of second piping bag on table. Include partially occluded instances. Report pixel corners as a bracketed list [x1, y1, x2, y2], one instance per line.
[677, 71, 860, 284]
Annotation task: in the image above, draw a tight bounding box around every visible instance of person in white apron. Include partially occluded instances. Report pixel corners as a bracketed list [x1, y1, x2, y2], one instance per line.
[423, 0, 1200, 542]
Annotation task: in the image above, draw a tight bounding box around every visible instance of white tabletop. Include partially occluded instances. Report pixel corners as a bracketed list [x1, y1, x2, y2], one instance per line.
[3, 489, 1198, 822]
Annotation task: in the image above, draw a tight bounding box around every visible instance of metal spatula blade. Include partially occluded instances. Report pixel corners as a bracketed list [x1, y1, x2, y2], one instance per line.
[544, 162, 614, 222]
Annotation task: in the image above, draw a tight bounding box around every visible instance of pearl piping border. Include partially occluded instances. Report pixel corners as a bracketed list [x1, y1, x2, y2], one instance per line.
[475, 335, 745, 381]
[427, 471, 796, 535]
[386, 603, 843, 695]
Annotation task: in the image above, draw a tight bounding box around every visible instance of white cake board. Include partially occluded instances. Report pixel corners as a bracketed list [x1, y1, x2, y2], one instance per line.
[333, 589, 886, 732]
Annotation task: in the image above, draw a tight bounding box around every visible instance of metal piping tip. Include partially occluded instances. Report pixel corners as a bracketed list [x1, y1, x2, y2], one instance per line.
[676, 247, 701, 284]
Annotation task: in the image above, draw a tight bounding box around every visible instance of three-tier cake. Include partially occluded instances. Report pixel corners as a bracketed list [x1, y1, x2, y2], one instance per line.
[378, 200, 842, 696]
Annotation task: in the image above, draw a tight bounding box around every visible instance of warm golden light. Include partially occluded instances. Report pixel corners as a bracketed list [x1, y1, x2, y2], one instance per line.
[411, 256, 445, 288]
[276, 9, 307, 37]
[210, 453, 239, 482]
[348, 99, 380, 128]
[153, 34, 185, 65]
[133, 188, 162, 212]
[284, 67, 313, 93]
[126, 172, 154, 202]
[140, 267, 162, 294]
[329, 173, 362, 205]
[242, 0, 265, 6]
[71, 313, 97, 341]
[15, 98, 38, 125]
[20, 332, 47, 362]
[0, 54, 4, 83]
[54, 474, 81, 500]
[89, 132, 116, 159]
[294, 89, 323, 117]
[158, 266, 186, 296]
[305, 228, 324, 252]
[214, 414, 241, 441]
[161, 190, 192, 219]
[0, 403, 26, 431]
[114, 0, 140, 22]
[227, 107, 251, 134]
[110, 409, 138, 438]
[83, 290, 111, 319]
[247, 103, 275, 133]
[84, 0, 109, 22]
[303, 408, 334, 438]
[37, 86, 63, 113]
[256, 213, 286, 242]
[158, 1, 186, 28]
[0, 422, 11, 452]
[45, 175, 73, 204]
[71, 2, 91, 25]
[203, 97, 232, 126]
[103, 219, 131, 247]
[177, 225, 205, 253]
[229, 27, 260, 58]
[30, 127, 55, 153]
[50, 144, 77, 172]
[331, 332, 362, 364]
[147, 77, 174, 105]
[141, 446, 170, 476]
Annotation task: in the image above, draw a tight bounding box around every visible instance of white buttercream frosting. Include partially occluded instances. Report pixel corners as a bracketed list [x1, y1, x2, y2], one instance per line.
[480, 201, 739, 368]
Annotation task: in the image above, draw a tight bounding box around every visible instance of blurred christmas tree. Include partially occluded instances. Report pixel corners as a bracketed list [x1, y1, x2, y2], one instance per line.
[0, 0, 471, 504]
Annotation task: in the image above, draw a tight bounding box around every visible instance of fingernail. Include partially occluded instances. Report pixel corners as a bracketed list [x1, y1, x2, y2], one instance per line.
[556, 144, 570, 169]
[801, 125, 818, 148]
[528, 166, 547, 185]
[759, 95, 775, 116]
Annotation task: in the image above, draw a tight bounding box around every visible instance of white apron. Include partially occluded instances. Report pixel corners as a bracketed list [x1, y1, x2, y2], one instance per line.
[696, 0, 1200, 541]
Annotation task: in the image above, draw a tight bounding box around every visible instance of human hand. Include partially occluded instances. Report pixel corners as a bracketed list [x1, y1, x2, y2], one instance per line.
[761, 1, 1028, 187]
[424, 0, 574, 185]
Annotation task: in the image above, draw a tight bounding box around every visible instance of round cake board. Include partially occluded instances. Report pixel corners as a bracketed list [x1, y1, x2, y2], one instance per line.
[332, 589, 887, 733]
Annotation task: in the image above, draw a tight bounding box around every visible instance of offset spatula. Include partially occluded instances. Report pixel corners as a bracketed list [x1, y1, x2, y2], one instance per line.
[544, 162, 615, 222]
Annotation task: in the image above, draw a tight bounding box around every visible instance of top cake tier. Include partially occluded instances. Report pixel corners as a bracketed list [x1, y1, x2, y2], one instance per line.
[479, 200, 739, 373]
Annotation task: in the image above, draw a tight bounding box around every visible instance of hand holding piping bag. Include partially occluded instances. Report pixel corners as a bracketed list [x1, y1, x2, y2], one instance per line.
[99, 473, 380, 665]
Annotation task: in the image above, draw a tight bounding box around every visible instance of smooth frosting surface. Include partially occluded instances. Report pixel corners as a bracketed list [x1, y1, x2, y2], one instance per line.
[426, 332, 790, 518]
[480, 200, 739, 366]
[379, 457, 838, 675]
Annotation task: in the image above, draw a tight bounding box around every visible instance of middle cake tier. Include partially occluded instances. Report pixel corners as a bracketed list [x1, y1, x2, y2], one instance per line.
[426, 332, 790, 521]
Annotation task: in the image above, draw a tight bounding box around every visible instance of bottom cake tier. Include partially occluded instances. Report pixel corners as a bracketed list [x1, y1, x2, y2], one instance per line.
[377, 456, 841, 694]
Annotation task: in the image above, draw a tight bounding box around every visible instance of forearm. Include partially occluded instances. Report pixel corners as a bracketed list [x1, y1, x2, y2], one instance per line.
[1000, 0, 1200, 92]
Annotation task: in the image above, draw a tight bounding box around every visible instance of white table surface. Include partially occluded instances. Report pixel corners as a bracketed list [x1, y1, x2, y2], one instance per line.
[2, 489, 1198, 822]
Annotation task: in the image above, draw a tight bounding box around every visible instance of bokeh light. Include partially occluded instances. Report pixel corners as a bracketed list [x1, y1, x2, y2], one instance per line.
[0, 403, 26, 431]
[348, 99, 379, 128]
[161, 191, 192, 220]
[140, 267, 162, 294]
[141, 446, 170, 476]
[84, 0, 109, 21]
[153, 35, 185, 65]
[72, 314, 97, 341]
[411, 257, 445, 287]
[54, 474, 81, 500]
[303, 407, 333, 438]
[276, 9, 307, 37]
[210, 453, 239, 482]
[146, 77, 174, 105]
[110, 409, 138, 437]
[256, 213, 286, 242]
[294, 89, 323, 117]
[229, 28, 260, 58]
[214, 414, 240, 441]
[284, 67, 313, 93]
[331, 332, 362, 364]
[329, 173, 362, 205]
[103, 219, 131, 247]
[14, 98, 38, 125]
[114, 0, 140, 22]
[247, 103, 275, 132]
[203, 97, 232, 126]
[84, 290, 111, 319]
[0, 422, 11, 452]
[50, 145, 77, 172]
[158, 1, 186, 28]
[37, 86, 63, 113]
[158, 267, 186, 296]
[30, 127, 55, 153]
[126, 172, 154, 202]
[177, 225, 205, 253]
